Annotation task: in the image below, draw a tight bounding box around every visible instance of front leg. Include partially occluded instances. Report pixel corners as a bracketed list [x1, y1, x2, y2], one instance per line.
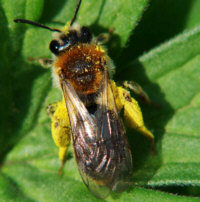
[96, 28, 113, 44]
[123, 81, 151, 104]
[28, 57, 53, 68]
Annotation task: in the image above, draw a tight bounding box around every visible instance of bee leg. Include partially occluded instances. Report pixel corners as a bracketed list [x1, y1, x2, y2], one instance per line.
[58, 147, 68, 175]
[28, 57, 53, 68]
[123, 81, 151, 104]
[111, 81, 154, 152]
[47, 99, 71, 174]
[96, 28, 113, 44]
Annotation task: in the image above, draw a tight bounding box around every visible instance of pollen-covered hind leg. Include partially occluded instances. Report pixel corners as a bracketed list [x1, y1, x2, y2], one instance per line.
[47, 99, 71, 174]
[111, 81, 154, 151]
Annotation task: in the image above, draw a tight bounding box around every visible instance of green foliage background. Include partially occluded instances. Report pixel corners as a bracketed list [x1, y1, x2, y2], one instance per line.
[0, 0, 200, 201]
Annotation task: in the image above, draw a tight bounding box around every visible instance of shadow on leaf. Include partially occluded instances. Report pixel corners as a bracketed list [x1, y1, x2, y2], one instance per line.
[114, 59, 175, 191]
[119, 0, 194, 61]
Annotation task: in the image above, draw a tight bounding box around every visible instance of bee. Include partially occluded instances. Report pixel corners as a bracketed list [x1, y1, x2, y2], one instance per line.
[14, 0, 154, 199]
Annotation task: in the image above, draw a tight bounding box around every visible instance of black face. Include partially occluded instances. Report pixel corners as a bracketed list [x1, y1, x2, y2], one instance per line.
[49, 26, 92, 55]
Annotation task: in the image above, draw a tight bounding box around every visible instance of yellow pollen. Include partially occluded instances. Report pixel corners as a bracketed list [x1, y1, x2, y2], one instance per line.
[86, 56, 91, 60]
[61, 22, 70, 35]
[95, 45, 105, 53]
[56, 67, 62, 75]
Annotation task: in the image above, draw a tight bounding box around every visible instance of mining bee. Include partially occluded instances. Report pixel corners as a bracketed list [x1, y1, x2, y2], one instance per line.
[14, 0, 154, 199]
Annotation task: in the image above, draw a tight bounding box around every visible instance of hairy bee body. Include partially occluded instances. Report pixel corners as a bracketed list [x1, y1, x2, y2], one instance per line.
[55, 44, 106, 95]
[53, 38, 133, 198]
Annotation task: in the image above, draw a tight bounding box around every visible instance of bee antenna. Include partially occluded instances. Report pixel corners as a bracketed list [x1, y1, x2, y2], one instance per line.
[13, 19, 61, 33]
[70, 0, 82, 26]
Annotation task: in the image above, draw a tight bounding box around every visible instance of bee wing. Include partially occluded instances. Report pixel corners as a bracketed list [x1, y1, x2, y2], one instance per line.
[95, 72, 133, 193]
[61, 79, 97, 143]
[61, 73, 132, 199]
[61, 79, 111, 198]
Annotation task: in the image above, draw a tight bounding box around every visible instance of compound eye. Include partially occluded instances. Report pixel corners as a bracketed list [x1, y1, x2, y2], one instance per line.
[59, 35, 72, 50]
[49, 40, 60, 55]
[80, 26, 92, 43]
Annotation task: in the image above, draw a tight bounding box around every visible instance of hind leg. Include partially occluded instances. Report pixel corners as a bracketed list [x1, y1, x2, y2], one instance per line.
[47, 98, 71, 174]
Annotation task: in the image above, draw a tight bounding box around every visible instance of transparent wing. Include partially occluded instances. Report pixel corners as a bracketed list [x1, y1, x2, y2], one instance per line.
[61, 72, 132, 199]
[61, 79, 111, 199]
[95, 71, 133, 193]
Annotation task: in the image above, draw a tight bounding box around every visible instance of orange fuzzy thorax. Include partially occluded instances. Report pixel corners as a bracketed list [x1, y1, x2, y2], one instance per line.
[55, 43, 108, 95]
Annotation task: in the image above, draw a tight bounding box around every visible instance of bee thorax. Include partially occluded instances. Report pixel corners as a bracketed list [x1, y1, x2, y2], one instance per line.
[55, 43, 108, 95]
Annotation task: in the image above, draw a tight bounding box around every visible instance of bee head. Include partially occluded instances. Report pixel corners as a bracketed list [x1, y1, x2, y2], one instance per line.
[49, 26, 92, 55]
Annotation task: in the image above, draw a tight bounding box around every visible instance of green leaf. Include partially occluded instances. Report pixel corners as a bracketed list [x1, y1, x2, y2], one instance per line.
[119, 0, 200, 61]
[1, 0, 175, 201]
[181, 0, 200, 30]
[1, 0, 200, 201]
